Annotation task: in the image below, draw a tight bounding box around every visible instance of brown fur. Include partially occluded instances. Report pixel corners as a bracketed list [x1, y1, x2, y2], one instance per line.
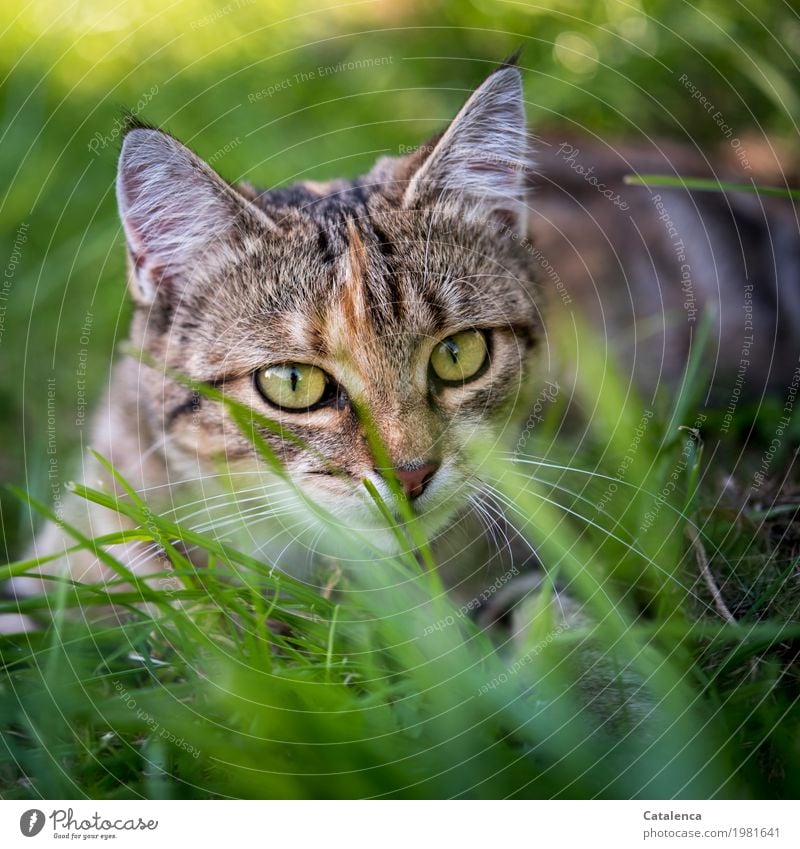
[13, 64, 541, 604]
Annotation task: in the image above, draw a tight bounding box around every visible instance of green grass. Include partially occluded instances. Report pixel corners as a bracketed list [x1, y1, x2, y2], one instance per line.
[624, 174, 800, 200]
[2, 0, 800, 800]
[1, 323, 799, 799]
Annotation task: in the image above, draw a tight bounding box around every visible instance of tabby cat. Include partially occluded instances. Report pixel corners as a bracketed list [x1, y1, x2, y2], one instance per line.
[7, 57, 797, 630]
[10, 60, 539, 620]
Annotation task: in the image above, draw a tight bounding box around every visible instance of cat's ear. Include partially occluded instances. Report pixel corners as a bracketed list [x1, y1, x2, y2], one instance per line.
[402, 65, 529, 233]
[117, 127, 275, 306]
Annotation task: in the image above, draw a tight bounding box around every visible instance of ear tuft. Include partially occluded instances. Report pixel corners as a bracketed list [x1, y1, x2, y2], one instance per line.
[498, 46, 524, 69]
[402, 66, 530, 234]
[119, 111, 162, 139]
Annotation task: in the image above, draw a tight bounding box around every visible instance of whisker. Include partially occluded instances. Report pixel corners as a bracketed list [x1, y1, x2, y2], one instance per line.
[469, 482, 569, 620]
[109, 497, 299, 577]
[190, 500, 298, 536]
[469, 490, 509, 564]
[477, 479, 723, 619]
[165, 484, 290, 525]
[135, 469, 286, 496]
[496, 455, 732, 567]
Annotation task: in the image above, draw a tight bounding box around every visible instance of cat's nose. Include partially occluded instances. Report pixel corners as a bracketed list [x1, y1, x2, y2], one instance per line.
[393, 461, 440, 500]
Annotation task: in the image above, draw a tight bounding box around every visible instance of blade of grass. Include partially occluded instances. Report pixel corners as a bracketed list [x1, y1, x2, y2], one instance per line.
[624, 174, 800, 200]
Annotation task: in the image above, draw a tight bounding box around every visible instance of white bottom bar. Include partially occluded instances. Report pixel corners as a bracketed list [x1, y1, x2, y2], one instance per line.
[1, 800, 797, 847]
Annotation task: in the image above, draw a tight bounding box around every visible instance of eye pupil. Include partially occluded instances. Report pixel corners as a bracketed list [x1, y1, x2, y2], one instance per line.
[255, 363, 331, 410]
[430, 329, 489, 385]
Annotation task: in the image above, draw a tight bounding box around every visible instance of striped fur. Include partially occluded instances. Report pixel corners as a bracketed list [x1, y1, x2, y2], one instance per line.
[14, 63, 540, 601]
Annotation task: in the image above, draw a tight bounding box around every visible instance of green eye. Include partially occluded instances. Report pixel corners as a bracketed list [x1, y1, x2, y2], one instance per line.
[430, 329, 489, 384]
[256, 363, 330, 410]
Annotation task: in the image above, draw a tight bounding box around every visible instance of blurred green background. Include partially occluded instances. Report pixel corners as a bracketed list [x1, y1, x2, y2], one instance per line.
[1, 0, 799, 557]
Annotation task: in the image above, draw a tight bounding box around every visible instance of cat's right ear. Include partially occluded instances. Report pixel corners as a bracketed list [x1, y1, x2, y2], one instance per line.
[117, 127, 276, 306]
[401, 64, 529, 234]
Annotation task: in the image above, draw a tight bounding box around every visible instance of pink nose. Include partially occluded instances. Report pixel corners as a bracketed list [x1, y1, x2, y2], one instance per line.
[393, 461, 440, 500]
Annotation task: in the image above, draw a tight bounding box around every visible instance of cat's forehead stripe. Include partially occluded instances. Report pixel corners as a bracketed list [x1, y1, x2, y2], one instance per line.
[345, 218, 369, 305]
[319, 218, 382, 383]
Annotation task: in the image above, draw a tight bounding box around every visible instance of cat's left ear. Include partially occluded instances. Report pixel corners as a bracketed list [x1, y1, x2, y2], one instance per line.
[402, 64, 530, 233]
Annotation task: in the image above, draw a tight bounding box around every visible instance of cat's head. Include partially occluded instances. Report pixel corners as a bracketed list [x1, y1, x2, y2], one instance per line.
[116, 63, 541, 555]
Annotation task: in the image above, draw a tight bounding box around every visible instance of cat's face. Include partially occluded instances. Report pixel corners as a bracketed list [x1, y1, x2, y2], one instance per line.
[116, 66, 540, 553]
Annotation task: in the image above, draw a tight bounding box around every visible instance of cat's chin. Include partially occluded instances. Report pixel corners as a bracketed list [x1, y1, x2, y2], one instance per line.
[285, 474, 468, 560]
[299, 492, 465, 559]
[300, 508, 461, 561]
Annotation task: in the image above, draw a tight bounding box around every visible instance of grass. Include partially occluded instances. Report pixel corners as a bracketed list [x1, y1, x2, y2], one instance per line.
[2, 0, 799, 800]
[1, 317, 799, 799]
[624, 174, 800, 200]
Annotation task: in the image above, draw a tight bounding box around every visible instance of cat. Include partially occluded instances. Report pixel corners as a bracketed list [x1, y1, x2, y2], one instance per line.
[8, 58, 541, 622]
[6, 56, 798, 633]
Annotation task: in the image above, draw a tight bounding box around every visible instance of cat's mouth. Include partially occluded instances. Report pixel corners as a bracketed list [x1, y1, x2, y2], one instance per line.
[306, 469, 443, 515]
[300, 461, 465, 535]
